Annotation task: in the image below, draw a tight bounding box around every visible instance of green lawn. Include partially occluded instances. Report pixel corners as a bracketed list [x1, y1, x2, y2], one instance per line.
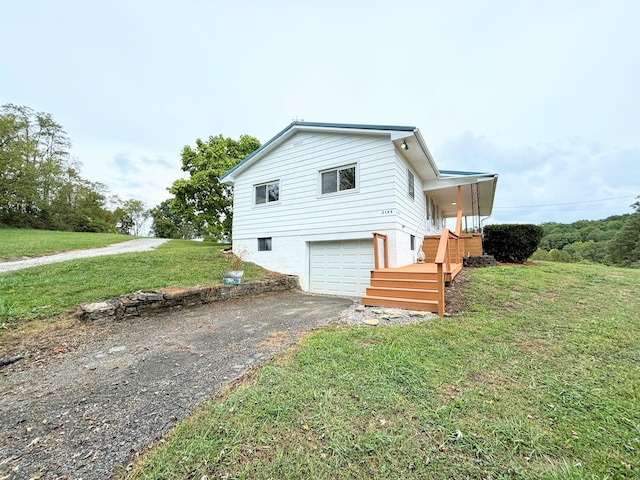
[0, 240, 267, 330]
[0, 228, 133, 260]
[126, 262, 640, 479]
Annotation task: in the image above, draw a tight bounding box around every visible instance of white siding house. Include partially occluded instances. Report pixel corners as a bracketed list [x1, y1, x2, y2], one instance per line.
[221, 122, 498, 297]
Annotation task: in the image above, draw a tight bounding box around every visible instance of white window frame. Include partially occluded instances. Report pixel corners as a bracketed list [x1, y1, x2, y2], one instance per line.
[319, 163, 358, 196]
[254, 180, 280, 206]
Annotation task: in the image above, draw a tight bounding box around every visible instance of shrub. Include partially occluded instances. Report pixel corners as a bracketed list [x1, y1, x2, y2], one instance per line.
[483, 224, 544, 263]
[531, 248, 551, 261]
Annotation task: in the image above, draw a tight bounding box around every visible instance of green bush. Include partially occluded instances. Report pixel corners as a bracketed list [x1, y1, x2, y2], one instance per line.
[483, 224, 544, 263]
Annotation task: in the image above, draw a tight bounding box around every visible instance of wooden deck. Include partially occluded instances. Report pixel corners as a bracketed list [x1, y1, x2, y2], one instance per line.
[366, 227, 473, 315]
[362, 262, 462, 313]
[372, 262, 463, 282]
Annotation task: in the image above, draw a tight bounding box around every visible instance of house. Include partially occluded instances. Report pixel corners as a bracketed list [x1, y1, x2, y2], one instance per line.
[221, 122, 498, 314]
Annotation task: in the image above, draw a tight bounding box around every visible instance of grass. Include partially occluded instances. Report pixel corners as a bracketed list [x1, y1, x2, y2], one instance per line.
[0, 240, 267, 331]
[125, 262, 640, 479]
[0, 228, 134, 260]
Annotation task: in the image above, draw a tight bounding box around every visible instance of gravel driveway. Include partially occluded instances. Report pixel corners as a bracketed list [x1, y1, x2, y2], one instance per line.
[0, 291, 354, 479]
[0, 238, 169, 273]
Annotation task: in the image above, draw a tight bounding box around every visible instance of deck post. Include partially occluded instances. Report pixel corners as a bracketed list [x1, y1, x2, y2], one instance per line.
[383, 236, 389, 269]
[455, 185, 463, 236]
[372, 233, 388, 270]
[437, 263, 445, 316]
[372, 233, 380, 270]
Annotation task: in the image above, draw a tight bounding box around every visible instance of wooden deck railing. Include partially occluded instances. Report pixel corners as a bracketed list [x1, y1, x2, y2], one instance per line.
[434, 228, 463, 316]
[372, 232, 389, 270]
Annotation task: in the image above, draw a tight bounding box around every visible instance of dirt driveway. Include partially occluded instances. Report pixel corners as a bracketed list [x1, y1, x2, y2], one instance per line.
[0, 291, 353, 479]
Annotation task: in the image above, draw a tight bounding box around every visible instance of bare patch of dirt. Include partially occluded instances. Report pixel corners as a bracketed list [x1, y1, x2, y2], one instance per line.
[1, 314, 111, 370]
[516, 340, 548, 354]
[444, 268, 472, 315]
[258, 331, 292, 348]
[438, 383, 463, 400]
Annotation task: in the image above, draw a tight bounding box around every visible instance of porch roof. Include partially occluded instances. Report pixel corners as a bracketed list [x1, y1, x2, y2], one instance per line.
[425, 173, 498, 218]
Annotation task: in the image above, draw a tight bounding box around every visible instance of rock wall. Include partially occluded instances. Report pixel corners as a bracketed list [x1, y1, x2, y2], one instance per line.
[463, 255, 497, 268]
[76, 275, 299, 324]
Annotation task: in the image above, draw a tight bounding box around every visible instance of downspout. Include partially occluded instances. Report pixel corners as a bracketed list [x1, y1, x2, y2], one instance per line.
[480, 215, 491, 255]
[480, 215, 491, 231]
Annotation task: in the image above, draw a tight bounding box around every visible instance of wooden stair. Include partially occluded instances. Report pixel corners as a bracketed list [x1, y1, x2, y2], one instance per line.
[361, 265, 441, 313]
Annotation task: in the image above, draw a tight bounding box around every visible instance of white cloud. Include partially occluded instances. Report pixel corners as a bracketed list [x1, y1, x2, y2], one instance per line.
[438, 133, 639, 224]
[1, 0, 639, 226]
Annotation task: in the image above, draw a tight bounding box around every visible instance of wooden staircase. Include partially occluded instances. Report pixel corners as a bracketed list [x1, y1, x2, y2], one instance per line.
[363, 229, 467, 315]
[362, 264, 441, 312]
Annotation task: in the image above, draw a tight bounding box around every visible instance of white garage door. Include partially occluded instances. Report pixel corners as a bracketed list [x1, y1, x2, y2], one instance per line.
[309, 240, 374, 296]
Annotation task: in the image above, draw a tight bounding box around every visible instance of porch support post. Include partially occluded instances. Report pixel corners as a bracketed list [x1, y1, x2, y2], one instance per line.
[455, 185, 463, 236]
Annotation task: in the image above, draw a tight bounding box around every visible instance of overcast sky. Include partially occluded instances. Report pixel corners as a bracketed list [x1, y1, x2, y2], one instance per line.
[2, 0, 638, 226]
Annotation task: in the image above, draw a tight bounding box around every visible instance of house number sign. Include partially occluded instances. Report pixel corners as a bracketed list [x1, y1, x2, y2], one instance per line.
[381, 209, 395, 215]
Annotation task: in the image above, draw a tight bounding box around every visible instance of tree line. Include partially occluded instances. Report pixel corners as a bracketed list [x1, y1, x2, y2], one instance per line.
[1, 104, 149, 235]
[531, 199, 640, 267]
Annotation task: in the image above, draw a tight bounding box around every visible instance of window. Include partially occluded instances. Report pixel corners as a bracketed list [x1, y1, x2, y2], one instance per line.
[408, 169, 415, 200]
[258, 237, 272, 251]
[321, 165, 356, 194]
[255, 180, 280, 205]
[410, 235, 416, 251]
[430, 198, 437, 226]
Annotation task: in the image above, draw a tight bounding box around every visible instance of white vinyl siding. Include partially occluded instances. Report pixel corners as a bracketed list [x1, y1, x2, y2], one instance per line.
[392, 153, 428, 265]
[232, 132, 397, 238]
[231, 132, 398, 290]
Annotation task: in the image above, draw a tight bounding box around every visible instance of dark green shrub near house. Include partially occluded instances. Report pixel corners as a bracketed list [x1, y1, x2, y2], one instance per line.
[483, 224, 544, 263]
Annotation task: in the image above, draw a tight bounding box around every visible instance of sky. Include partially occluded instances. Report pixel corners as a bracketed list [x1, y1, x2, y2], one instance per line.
[1, 0, 638, 227]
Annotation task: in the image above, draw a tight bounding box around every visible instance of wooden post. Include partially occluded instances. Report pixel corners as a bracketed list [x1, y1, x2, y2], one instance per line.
[437, 263, 445, 316]
[455, 185, 463, 236]
[372, 233, 380, 270]
[383, 236, 389, 269]
[372, 233, 388, 270]
[434, 229, 450, 316]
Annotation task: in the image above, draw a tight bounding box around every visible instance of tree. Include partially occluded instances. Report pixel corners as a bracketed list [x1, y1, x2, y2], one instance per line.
[607, 196, 640, 267]
[149, 199, 196, 239]
[0, 103, 115, 231]
[169, 134, 261, 241]
[114, 199, 150, 236]
[0, 105, 40, 225]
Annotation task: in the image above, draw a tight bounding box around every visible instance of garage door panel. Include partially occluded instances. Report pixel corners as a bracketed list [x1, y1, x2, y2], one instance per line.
[309, 240, 374, 296]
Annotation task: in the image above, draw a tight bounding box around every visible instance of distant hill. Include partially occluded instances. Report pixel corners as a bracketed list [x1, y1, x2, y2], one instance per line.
[532, 213, 637, 266]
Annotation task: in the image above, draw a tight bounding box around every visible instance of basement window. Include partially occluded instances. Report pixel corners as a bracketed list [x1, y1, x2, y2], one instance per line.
[258, 237, 272, 251]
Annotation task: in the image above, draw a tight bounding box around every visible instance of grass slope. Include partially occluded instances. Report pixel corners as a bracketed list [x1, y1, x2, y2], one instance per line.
[0, 228, 133, 260]
[0, 240, 267, 329]
[127, 262, 640, 479]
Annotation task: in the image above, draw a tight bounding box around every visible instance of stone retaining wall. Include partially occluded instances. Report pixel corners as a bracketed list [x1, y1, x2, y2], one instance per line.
[76, 275, 299, 324]
[463, 255, 497, 268]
